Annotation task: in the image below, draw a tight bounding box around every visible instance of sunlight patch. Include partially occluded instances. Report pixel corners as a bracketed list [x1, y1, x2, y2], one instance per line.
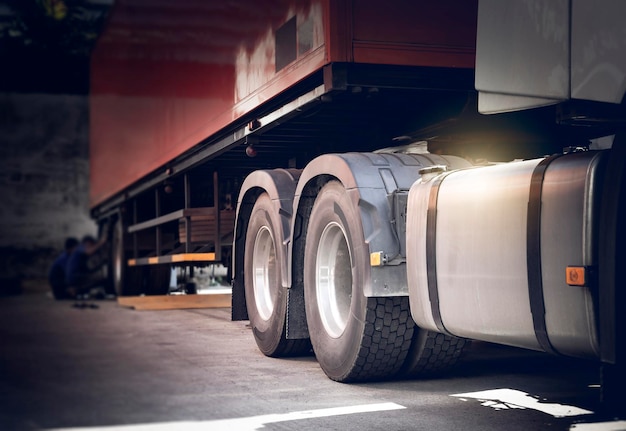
[48, 402, 406, 431]
[452, 388, 594, 418]
[570, 421, 626, 431]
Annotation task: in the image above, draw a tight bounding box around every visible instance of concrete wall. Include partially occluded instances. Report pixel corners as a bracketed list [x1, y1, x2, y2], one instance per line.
[0, 93, 95, 284]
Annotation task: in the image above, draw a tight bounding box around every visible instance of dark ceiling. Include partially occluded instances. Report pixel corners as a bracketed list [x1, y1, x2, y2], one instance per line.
[0, 0, 113, 94]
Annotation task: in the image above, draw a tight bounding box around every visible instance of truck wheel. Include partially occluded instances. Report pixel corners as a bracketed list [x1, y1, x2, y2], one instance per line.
[304, 181, 414, 382]
[112, 220, 142, 296]
[146, 266, 172, 295]
[244, 193, 310, 357]
[401, 327, 469, 378]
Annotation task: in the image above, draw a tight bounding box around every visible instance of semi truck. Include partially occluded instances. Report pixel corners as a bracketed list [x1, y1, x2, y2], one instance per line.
[90, 0, 625, 401]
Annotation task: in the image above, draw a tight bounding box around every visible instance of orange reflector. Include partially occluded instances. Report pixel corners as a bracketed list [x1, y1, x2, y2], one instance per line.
[566, 266, 586, 286]
[370, 252, 384, 267]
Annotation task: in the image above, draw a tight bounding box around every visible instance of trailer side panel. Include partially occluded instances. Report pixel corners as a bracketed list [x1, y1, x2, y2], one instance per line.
[90, 0, 477, 209]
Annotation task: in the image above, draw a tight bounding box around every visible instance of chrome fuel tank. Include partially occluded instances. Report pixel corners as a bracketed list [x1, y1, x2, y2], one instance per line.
[406, 150, 607, 359]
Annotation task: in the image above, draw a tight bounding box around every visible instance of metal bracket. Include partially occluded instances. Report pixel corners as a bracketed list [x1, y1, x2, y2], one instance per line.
[392, 191, 409, 259]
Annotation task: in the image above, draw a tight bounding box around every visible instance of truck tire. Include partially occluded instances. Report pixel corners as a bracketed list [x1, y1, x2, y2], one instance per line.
[112, 219, 142, 296]
[244, 193, 310, 357]
[146, 266, 172, 295]
[304, 181, 414, 382]
[401, 327, 469, 378]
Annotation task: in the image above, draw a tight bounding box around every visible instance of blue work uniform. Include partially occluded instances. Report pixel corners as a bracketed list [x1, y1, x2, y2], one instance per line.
[66, 244, 89, 287]
[48, 251, 71, 299]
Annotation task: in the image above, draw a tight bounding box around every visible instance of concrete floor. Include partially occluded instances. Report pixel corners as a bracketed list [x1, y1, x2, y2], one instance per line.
[0, 290, 623, 431]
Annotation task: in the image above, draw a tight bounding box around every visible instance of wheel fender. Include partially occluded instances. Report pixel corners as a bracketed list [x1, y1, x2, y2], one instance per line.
[290, 152, 463, 297]
[232, 168, 301, 321]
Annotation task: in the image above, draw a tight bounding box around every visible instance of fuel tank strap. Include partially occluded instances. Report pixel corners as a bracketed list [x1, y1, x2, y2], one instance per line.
[527, 155, 562, 355]
[426, 171, 453, 336]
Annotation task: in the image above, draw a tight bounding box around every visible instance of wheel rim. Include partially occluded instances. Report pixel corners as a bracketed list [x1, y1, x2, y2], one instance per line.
[316, 222, 352, 338]
[252, 226, 277, 321]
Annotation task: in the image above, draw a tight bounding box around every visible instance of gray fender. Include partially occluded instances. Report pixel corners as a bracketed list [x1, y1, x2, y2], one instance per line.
[231, 168, 301, 321]
[289, 152, 468, 298]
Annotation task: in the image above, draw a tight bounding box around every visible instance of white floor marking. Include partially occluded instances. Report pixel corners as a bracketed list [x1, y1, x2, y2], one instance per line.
[451, 388, 594, 418]
[48, 402, 406, 431]
[570, 421, 626, 431]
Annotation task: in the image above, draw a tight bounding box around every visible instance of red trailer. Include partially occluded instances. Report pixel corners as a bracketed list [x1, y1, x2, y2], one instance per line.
[91, 0, 481, 297]
[90, 0, 476, 208]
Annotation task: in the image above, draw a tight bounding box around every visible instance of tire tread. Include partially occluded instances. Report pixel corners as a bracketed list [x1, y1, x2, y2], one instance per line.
[340, 296, 415, 382]
[271, 337, 312, 357]
[401, 328, 469, 378]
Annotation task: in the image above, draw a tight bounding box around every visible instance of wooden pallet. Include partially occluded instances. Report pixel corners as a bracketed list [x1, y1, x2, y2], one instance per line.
[117, 291, 231, 310]
[178, 210, 236, 244]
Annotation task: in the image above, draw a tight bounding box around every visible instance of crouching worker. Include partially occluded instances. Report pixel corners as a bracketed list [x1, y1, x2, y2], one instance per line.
[66, 234, 111, 299]
[48, 237, 79, 299]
